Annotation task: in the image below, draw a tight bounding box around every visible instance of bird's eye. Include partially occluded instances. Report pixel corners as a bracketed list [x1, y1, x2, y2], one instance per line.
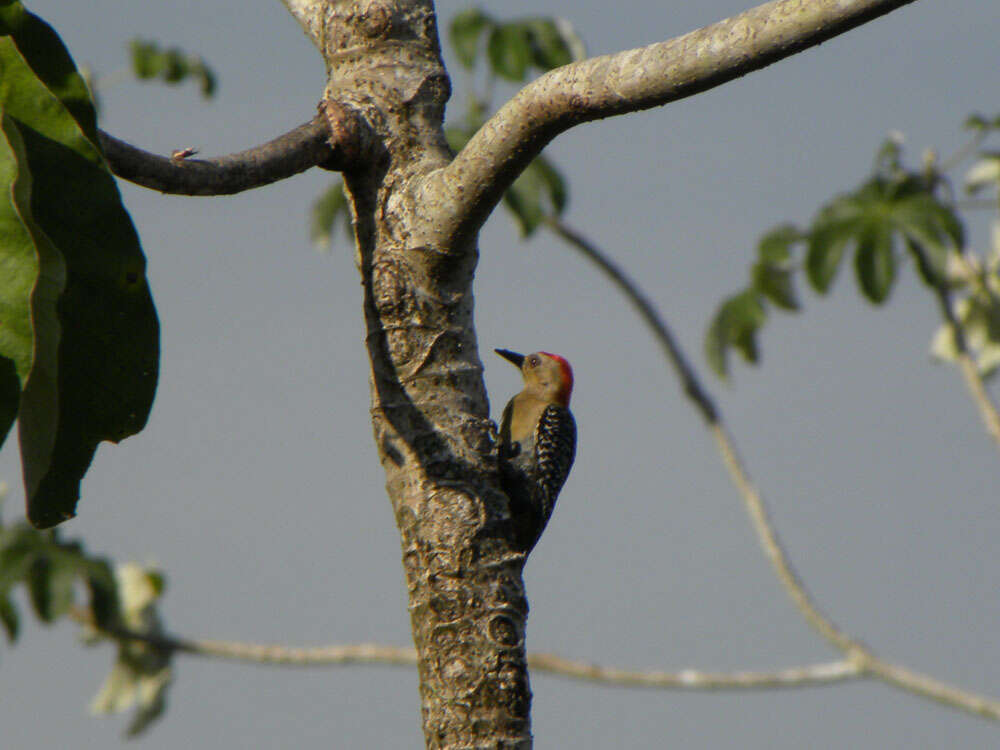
[527, 356, 540, 367]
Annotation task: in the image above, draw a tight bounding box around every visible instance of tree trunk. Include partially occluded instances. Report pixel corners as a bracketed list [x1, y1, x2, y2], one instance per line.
[284, 1, 535, 746]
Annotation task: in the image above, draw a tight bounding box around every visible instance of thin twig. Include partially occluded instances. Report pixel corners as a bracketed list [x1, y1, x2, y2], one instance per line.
[527, 654, 859, 690]
[68, 607, 861, 690]
[545, 216, 1000, 721]
[98, 115, 337, 195]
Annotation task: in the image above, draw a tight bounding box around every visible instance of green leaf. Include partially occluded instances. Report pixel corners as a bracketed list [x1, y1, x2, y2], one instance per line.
[523, 19, 573, 70]
[504, 167, 544, 236]
[0, 523, 42, 589]
[757, 224, 801, 264]
[806, 219, 854, 293]
[854, 223, 895, 303]
[533, 154, 568, 214]
[705, 290, 766, 378]
[0, 118, 37, 388]
[488, 24, 532, 82]
[752, 224, 801, 310]
[0, 4, 160, 527]
[893, 193, 963, 286]
[310, 181, 351, 251]
[27, 554, 75, 622]
[85, 558, 120, 629]
[752, 261, 798, 311]
[449, 9, 492, 69]
[502, 154, 567, 236]
[129, 39, 216, 99]
[964, 113, 989, 131]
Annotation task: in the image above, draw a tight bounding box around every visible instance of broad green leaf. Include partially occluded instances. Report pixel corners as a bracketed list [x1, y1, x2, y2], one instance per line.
[752, 225, 800, 310]
[0, 116, 63, 500]
[0, 3, 160, 527]
[893, 194, 962, 286]
[0, 120, 36, 385]
[85, 557, 119, 629]
[752, 261, 798, 310]
[449, 8, 492, 69]
[0, 522, 42, 588]
[705, 290, 766, 378]
[502, 154, 567, 236]
[0, 519, 122, 635]
[504, 166, 544, 236]
[964, 113, 989, 131]
[963, 113, 1000, 133]
[757, 224, 801, 264]
[27, 555, 75, 622]
[805, 219, 854, 293]
[523, 19, 574, 70]
[532, 154, 567, 214]
[854, 223, 895, 303]
[129, 39, 216, 98]
[488, 24, 532, 82]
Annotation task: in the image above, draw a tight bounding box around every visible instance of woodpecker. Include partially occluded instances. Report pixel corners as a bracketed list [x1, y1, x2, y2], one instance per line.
[495, 349, 576, 553]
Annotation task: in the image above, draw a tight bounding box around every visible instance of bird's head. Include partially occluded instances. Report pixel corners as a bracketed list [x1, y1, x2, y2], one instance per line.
[496, 349, 574, 406]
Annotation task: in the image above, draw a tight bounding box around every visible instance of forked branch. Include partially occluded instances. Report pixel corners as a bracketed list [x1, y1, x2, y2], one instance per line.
[546, 216, 1000, 722]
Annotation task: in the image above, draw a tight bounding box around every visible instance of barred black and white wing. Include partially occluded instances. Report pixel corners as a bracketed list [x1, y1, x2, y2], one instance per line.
[531, 404, 576, 525]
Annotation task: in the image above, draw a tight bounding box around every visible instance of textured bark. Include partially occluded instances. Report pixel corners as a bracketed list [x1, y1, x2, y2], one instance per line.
[427, 0, 920, 249]
[284, 1, 534, 747]
[276, 0, 921, 747]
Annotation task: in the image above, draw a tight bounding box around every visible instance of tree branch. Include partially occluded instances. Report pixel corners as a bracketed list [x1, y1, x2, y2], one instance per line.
[545, 217, 1000, 722]
[98, 114, 338, 195]
[69, 606, 861, 690]
[70, 605, 1000, 716]
[426, 0, 920, 247]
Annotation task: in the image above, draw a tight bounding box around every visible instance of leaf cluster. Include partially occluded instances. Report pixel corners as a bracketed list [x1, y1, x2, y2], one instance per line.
[129, 39, 216, 98]
[449, 9, 584, 82]
[706, 133, 971, 378]
[0, 498, 118, 646]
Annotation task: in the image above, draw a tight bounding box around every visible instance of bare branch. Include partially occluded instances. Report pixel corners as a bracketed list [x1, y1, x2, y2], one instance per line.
[427, 0, 920, 246]
[527, 655, 859, 691]
[547, 217, 1000, 722]
[98, 115, 338, 195]
[70, 606, 860, 689]
[71, 605, 1000, 717]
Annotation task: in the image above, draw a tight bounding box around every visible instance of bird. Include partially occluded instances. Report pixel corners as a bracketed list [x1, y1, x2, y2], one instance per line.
[494, 349, 576, 553]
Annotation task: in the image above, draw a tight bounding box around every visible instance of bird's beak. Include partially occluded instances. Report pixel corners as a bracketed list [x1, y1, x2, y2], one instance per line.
[495, 349, 525, 368]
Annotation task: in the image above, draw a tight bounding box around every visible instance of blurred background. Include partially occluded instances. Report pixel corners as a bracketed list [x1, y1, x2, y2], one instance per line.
[1, 1, 998, 747]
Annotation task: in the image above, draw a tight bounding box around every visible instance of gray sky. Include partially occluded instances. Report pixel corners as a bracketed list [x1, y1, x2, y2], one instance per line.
[2, 1, 999, 747]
